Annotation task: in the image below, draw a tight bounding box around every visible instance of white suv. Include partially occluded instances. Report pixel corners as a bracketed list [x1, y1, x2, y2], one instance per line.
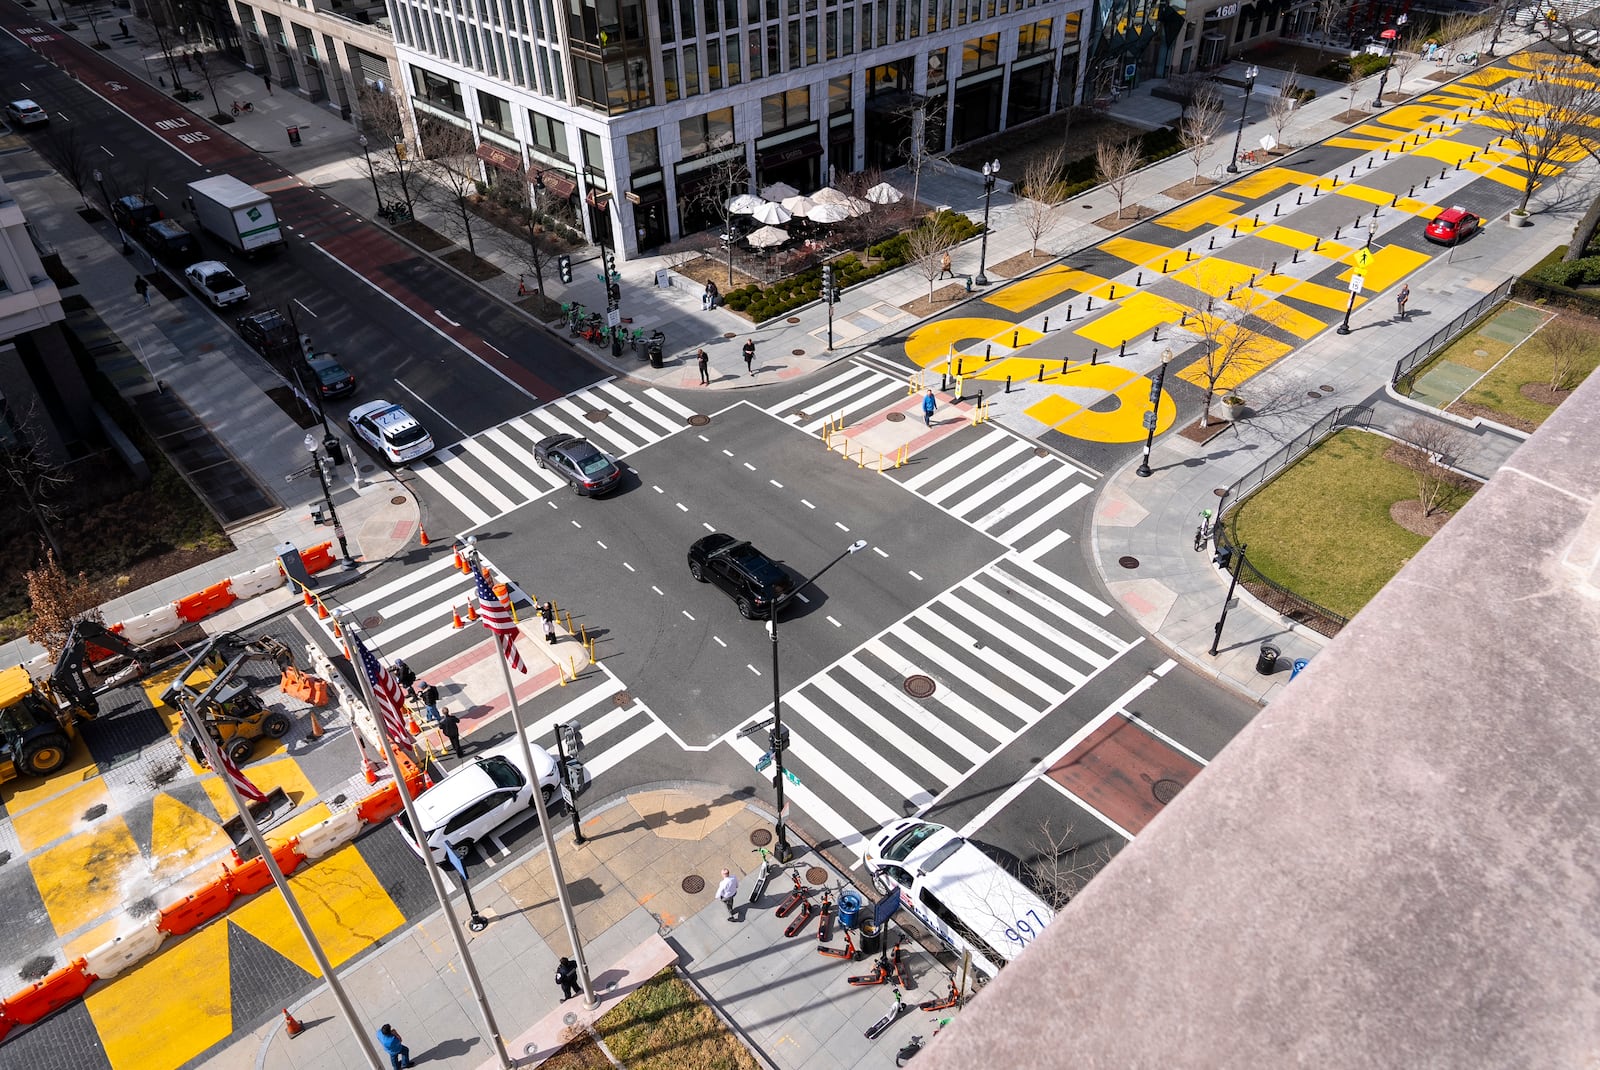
[398, 744, 561, 863]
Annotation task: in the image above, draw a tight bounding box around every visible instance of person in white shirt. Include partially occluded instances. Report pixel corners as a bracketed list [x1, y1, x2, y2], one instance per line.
[716, 868, 739, 919]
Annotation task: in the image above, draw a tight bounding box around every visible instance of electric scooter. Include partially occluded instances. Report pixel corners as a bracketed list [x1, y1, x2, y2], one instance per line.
[774, 871, 810, 918]
[848, 947, 894, 986]
[891, 942, 912, 989]
[865, 986, 912, 1040]
[818, 926, 856, 960]
[748, 846, 777, 905]
[815, 890, 833, 943]
[917, 976, 961, 1011]
[783, 896, 816, 937]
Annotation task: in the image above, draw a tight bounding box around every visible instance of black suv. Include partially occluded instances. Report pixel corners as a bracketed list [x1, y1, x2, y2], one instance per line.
[688, 534, 794, 620]
[112, 194, 162, 234]
[235, 308, 297, 359]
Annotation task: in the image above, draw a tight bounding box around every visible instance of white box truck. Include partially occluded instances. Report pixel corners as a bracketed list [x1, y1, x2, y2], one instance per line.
[186, 175, 283, 255]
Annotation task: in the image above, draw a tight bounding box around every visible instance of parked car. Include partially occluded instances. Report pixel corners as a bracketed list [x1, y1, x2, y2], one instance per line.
[111, 194, 163, 233]
[143, 219, 199, 263]
[303, 354, 357, 399]
[687, 533, 794, 620]
[1424, 206, 1483, 245]
[184, 260, 249, 308]
[532, 433, 622, 496]
[235, 308, 297, 357]
[348, 400, 435, 465]
[5, 99, 48, 128]
[396, 745, 561, 864]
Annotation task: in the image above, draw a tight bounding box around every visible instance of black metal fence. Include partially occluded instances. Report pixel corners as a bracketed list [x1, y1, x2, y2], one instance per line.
[1390, 277, 1515, 389]
[1212, 406, 1374, 638]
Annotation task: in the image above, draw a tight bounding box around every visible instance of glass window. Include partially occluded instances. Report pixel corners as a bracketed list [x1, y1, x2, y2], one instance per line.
[707, 38, 723, 90]
[767, 24, 780, 70]
[659, 0, 675, 42]
[863, 2, 874, 46]
[749, 28, 763, 78]
[961, 33, 999, 74]
[726, 33, 741, 84]
[766, 0, 778, 18]
[582, 129, 606, 173]
[679, 0, 696, 37]
[761, 86, 809, 133]
[684, 43, 700, 96]
[787, 18, 799, 68]
[477, 89, 513, 132]
[805, 16, 817, 63]
[908, 0, 920, 37]
[724, 0, 738, 28]
[927, 46, 946, 87]
[679, 106, 736, 159]
[829, 74, 851, 114]
[1062, 9, 1080, 43]
[411, 66, 465, 113]
[826, 11, 837, 58]
[1017, 17, 1051, 57]
[704, 0, 719, 32]
[664, 49, 680, 101]
[842, 6, 854, 55]
[747, 0, 760, 21]
[627, 128, 660, 172]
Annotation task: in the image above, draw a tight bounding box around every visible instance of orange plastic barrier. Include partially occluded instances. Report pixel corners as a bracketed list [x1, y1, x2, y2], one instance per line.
[223, 838, 306, 896]
[174, 581, 236, 623]
[356, 782, 402, 825]
[156, 875, 237, 936]
[280, 668, 331, 706]
[1, 959, 94, 1026]
[300, 541, 335, 575]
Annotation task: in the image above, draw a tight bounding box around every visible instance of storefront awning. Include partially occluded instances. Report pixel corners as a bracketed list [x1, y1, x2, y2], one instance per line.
[532, 168, 577, 199]
[476, 142, 522, 173]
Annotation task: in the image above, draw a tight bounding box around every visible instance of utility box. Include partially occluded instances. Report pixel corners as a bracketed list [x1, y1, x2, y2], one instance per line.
[277, 541, 311, 592]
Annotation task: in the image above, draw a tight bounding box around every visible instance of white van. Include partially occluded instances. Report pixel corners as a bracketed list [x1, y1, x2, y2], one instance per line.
[863, 818, 1054, 980]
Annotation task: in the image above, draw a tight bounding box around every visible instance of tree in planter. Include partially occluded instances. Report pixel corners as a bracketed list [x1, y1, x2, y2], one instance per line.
[1184, 284, 1290, 426]
[25, 547, 103, 660]
[416, 118, 482, 256]
[354, 82, 420, 216]
[46, 126, 94, 207]
[683, 152, 752, 288]
[1539, 319, 1590, 393]
[1343, 62, 1367, 115]
[1387, 34, 1425, 99]
[907, 214, 959, 300]
[141, 10, 189, 97]
[1180, 82, 1226, 190]
[189, 47, 230, 124]
[482, 163, 560, 299]
[1393, 418, 1472, 518]
[895, 93, 947, 219]
[1482, 55, 1600, 215]
[1018, 147, 1066, 257]
[1266, 68, 1302, 150]
[1095, 134, 1141, 221]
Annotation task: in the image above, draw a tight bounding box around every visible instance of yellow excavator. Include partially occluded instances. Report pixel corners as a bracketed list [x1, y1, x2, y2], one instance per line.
[161, 633, 297, 765]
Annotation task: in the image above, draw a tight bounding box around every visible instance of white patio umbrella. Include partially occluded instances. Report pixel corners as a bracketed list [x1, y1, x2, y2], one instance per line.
[804, 201, 851, 224]
[844, 196, 873, 217]
[727, 193, 766, 214]
[811, 186, 851, 205]
[780, 194, 818, 216]
[746, 224, 789, 248]
[865, 181, 903, 204]
[760, 181, 801, 200]
[750, 201, 793, 225]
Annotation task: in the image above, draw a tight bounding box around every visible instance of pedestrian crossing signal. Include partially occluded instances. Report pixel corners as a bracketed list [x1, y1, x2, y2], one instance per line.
[558, 254, 572, 284]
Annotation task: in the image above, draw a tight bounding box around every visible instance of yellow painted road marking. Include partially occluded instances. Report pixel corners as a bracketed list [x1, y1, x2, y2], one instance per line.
[1023, 363, 1177, 444]
[2, 746, 101, 816]
[1153, 194, 1243, 232]
[1271, 277, 1366, 312]
[13, 776, 110, 852]
[231, 842, 407, 971]
[1327, 135, 1390, 151]
[1412, 139, 1477, 165]
[1332, 183, 1392, 208]
[1250, 224, 1319, 251]
[906, 318, 1045, 366]
[985, 266, 1099, 312]
[1234, 294, 1325, 340]
[1100, 235, 1175, 267]
[31, 818, 142, 935]
[1072, 291, 1188, 347]
[148, 793, 233, 879]
[87, 922, 233, 1070]
[1335, 245, 1431, 292]
[1173, 326, 1294, 394]
[1170, 258, 1255, 294]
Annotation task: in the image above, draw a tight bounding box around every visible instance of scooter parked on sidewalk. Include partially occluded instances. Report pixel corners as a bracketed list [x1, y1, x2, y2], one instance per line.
[917, 975, 962, 1011]
[783, 895, 816, 937]
[849, 946, 895, 986]
[818, 925, 857, 961]
[774, 871, 810, 918]
[865, 986, 912, 1040]
[748, 845, 777, 904]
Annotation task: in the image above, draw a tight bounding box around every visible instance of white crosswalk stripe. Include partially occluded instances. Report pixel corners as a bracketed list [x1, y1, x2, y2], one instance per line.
[409, 379, 693, 529]
[737, 555, 1135, 854]
[767, 365, 910, 432]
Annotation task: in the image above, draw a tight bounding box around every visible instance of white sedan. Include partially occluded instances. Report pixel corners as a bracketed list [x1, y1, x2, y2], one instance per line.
[184, 260, 250, 308]
[348, 400, 435, 466]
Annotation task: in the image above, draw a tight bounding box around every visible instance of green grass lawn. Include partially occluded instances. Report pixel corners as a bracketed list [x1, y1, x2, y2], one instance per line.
[1454, 312, 1600, 429]
[1227, 429, 1475, 619]
[594, 969, 758, 1070]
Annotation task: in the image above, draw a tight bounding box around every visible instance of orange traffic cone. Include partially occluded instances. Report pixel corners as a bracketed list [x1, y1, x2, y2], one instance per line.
[284, 1009, 304, 1038]
[331, 619, 342, 639]
[466, 601, 479, 622]
[480, 564, 493, 583]
[362, 756, 377, 784]
[419, 524, 430, 547]
[451, 605, 464, 629]
[302, 588, 314, 608]
[316, 600, 328, 619]
[407, 714, 421, 735]
[308, 710, 325, 739]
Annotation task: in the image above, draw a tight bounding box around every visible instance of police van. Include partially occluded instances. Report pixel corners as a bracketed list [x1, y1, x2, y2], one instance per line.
[863, 818, 1054, 980]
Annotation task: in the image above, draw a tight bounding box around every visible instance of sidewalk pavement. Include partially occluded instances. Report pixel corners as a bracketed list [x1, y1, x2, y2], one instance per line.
[211, 785, 931, 1070]
[44, 16, 1552, 702]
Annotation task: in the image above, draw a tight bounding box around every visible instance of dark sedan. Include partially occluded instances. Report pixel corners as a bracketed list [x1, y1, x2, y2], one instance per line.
[304, 354, 357, 399]
[687, 533, 794, 620]
[533, 433, 623, 496]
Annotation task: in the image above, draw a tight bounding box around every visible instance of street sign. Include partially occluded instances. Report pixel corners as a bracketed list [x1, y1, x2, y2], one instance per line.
[1354, 247, 1374, 270]
[754, 751, 773, 772]
[1349, 273, 1366, 294]
[560, 782, 575, 809]
[783, 768, 800, 785]
[606, 307, 621, 328]
[874, 887, 902, 928]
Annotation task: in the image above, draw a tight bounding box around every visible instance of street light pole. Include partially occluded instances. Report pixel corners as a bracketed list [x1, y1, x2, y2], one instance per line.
[1372, 15, 1408, 107]
[975, 160, 1000, 287]
[1225, 65, 1260, 173]
[1136, 348, 1173, 478]
[358, 134, 383, 212]
[1209, 542, 1248, 656]
[305, 433, 356, 569]
[768, 539, 869, 861]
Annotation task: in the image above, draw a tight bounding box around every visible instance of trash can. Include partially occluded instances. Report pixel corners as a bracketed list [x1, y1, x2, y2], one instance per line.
[837, 891, 862, 930]
[287, 125, 302, 146]
[858, 919, 882, 956]
[1290, 657, 1309, 680]
[1256, 642, 1281, 675]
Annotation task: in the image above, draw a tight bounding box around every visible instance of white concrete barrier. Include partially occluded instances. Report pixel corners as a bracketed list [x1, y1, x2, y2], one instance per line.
[228, 563, 283, 599]
[294, 809, 363, 859]
[82, 917, 166, 982]
[117, 603, 183, 645]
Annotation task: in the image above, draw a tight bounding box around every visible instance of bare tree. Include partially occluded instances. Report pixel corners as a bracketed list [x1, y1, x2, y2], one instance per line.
[484, 164, 561, 299]
[1095, 134, 1141, 221]
[1181, 82, 1226, 188]
[1344, 62, 1368, 115]
[25, 548, 103, 660]
[416, 118, 482, 255]
[1538, 319, 1590, 393]
[1267, 69, 1302, 150]
[1483, 56, 1600, 213]
[895, 93, 946, 214]
[1437, 12, 1491, 68]
[1311, 0, 1351, 49]
[1540, 4, 1600, 66]
[1393, 418, 1472, 517]
[1184, 285, 1289, 426]
[1388, 34, 1424, 97]
[1023, 820, 1116, 910]
[0, 403, 69, 563]
[907, 214, 958, 300]
[1018, 147, 1066, 256]
[683, 153, 751, 287]
[190, 46, 228, 123]
[46, 126, 94, 207]
[354, 82, 420, 216]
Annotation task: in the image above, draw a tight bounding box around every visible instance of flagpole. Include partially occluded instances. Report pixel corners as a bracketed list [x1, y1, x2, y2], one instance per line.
[339, 614, 513, 1069]
[179, 710, 382, 1070]
[466, 537, 597, 1008]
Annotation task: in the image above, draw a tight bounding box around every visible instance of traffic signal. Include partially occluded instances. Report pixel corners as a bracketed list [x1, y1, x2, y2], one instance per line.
[822, 265, 833, 303]
[607, 281, 621, 306]
[300, 334, 314, 359]
[310, 504, 326, 525]
[558, 254, 572, 284]
[560, 721, 584, 754]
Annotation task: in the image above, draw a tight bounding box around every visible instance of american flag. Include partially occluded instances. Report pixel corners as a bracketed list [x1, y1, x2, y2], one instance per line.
[352, 635, 415, 751]
[475, 568, 527, 673]
[218, 746, 269, 804]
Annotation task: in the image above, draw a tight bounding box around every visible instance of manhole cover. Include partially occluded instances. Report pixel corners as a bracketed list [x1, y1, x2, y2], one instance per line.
[885, 411, 906, 422]
[1307, 391, 1322, 399]
[792, 349, 806, 356]
[806, 866, 828, 885]
[611, 691, 633, 707]
[1213, 487, 1227, 497]
[682, 875, 706, 894]
[363, 615, 383, 629]
[1473, 348, 1489, 357]
[750, 828, 773, 847]
[360, 463, 378, 474]
[1035, 447, 1049, 457]
[904, 675, 936, 698]
[723, 332, 737, 339]
[585, 409, 609, 422]
[687, 414, 711, 426]
[787, 317, 801, 324]
[1320, 384, 1334, 392]
[1119, 555, 1140, 569]
[390, 495, 408, 505]
[1152, 778, 1184, 804]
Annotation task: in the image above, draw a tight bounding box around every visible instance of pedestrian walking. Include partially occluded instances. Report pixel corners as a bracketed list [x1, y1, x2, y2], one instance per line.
[182, 52, 191, 71]
[697, 348, 710, 385]
[555, 957, 580, 1001]
[938, 251, 954, 279]
[541, 601, 557, 644]
[134, 276, 150, 305]
[436, 708, 462, 757]
[118, 18, 128, 36]
[263, 71, 273, 94]
[1396, 283, 1410, 321]
[716, 868, 739, 919]
[393, 658, 417, 696]
[743, 338, 756, 376]
[416, 680, 440, 722]
[377, 1024, 412, 1069]
[922, 389, 936, 426]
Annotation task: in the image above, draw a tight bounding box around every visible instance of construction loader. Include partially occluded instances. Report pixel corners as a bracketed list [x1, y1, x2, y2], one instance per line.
[162, 633, 297, 765]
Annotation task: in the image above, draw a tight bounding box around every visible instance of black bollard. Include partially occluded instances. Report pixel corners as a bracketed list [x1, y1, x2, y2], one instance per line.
[1119, 339, 1127, 359]
[941, 372, 948, 391]
[1313, 185, 1320, 197]
[1248, 274, 1256, 288]
[956, 358, 964, 375]
[1331, 175, 1338, 187]
[1252, 214, 1260, 227]
[1136, 271, 1143, 286]
[1162, 258, 1169, 272]
[1297, 191, 1303, 205]
[1455, 159, 1461, 170]
[1109, 284, 1117, 300]
[1270, 261, 1277, 275]
[1067, 304, 1073, 321]
[1274, 204, 1281, 217]
[1410, 185, 1415, 197]
[1087, 296, 1094, 310]
[1061, 359, 1068, 374]
[1334, 226, 1341, 240]
[1391, 194, 1398, 207]
[1152, 326, 1160, 342]
[984, 344, 991, 360]
[1042, 316, 1049, 332]
[1423, 177, 1430, 188]
[1090, 347, 1098, 365]
[1186, 249, 1194, 262]
[1440, 168, 1447, 181]
[1005, 375, 1011, 393]
[1291, 248, 1299, 264]
[1349, 165, 1355, 178]
[1384, 148, 1390, 160]
[1011, 330, 1018, 347]
[1038, 364, 1045, 382]
[1209, 236, 1216, 250]
[1313, 238, 1320, 252]
[1231, 224, 1238, 238]
[1180, 311, 1188, 326]
[1367, 157, 1373, 169]
[1226, 285, 1234, 300]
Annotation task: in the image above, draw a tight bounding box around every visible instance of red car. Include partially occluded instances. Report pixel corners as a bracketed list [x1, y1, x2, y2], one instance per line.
[1425, 206, 1483, 245]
